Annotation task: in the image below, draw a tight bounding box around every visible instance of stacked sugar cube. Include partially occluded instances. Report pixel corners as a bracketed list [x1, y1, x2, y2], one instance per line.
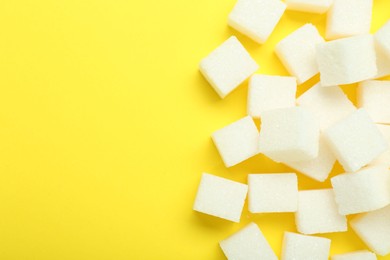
[195, 0, 390, 258]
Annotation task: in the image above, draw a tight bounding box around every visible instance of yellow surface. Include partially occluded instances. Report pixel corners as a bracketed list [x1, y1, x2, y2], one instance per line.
[0, 0, 389, 259]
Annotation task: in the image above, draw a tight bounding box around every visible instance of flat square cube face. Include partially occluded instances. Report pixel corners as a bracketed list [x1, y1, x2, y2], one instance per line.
[282, 232, 331, 260]
[371, 124, 390, 167]
[331, 250, 377, 260]
[375, 20, 390, 60]
[285, 0, 333, 13]
[351, 205, 390, 256]
[326, 0, 372, 40]
[276, 24, 324, 84]
[324, 109, 388, 172]
[297, 83, 356, 131]
[248, 173, 298, 213]
[316, 35, 377, 87]
[212, 116, 259, 167]
[193, 173, 248, 223]
[295, 189, 347, 234]
[199, 36, 259, 98]
[228, 0, 286, 44]
[220, 223, 277, 260]
[374, 41, 390, 79]
[358, 80, 390, 124]
[285, 137, 336, 182]
[259, 107, 320, 163]
[247, 75, 297, 118]
[331, 165, 390, 215]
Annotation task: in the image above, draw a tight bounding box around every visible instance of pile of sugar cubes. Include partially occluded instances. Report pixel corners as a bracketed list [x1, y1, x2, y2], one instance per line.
[194, 0, 390, 258]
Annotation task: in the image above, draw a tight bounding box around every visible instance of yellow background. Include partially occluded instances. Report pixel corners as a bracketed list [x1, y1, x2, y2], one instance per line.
[0, 0, 389, 259]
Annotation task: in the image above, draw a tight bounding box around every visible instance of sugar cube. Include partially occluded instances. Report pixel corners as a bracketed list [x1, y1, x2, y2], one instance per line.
[326, 0, 373, 40]
[276, 24, 324, 84]
[296, 189, 347, 234]
[281, 232, 331, 260]
[193, 173, 248, 223]
[212, 116, 259, 167]
[375, 20, 390, 60]
[358, 80, 390, 124]
[324, 109, 388, 172]
[371, 124, 390, 167]
[220, 222, 277, 260]
[285, 136, 336, 182]
[297, 83, 356, 130]
[351, 205, 390, 256]
[259, 107, 319, 163]
[199, 36, 259, 98]
[316, 34, 377, 87]
[374, 21, 390, 78]
[285, 0, 333, 14]
[228, 0, 286, 44]
[248, 173, 298, 213]
[331, 250, 377, 260]
[331, 165, 390, 215]
[374, 41, 390, 79]
[247, 75, 297, 118]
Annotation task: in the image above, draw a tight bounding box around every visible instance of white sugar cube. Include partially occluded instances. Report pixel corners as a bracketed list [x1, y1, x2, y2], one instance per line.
[375, 20, 390, 60]
[228, 0, 286, 44]
[247, 75, 297, 118]
[248, 173, 298, 213]
[351, 205, 390, 256]
[331, 165, 390, 215]
[374, 42, 390, 79]
[281, 232, 331, 260]
[193, 173, 248, 222]
[324, 109, 388, 172]
[331, 250, 377, 260]
[371, 124, 390, 167]
[276, 24, 324, 84]
[220, 222, 277, 260]
[296, 189, 347, 234]
[316, 34, 377, 87]
[285, 0, 333, 14]
[259, 107, 319, 163]
[212, 116, 259, 167]
[297, 83, 356, 130]
[374, 21, 390, 78]
[285, 137, 336, 182]
[358, 80, 390, 124]
[326, 0, 373, 40]
[375, 56, 390, 79]
[199, 36, 259, 98]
